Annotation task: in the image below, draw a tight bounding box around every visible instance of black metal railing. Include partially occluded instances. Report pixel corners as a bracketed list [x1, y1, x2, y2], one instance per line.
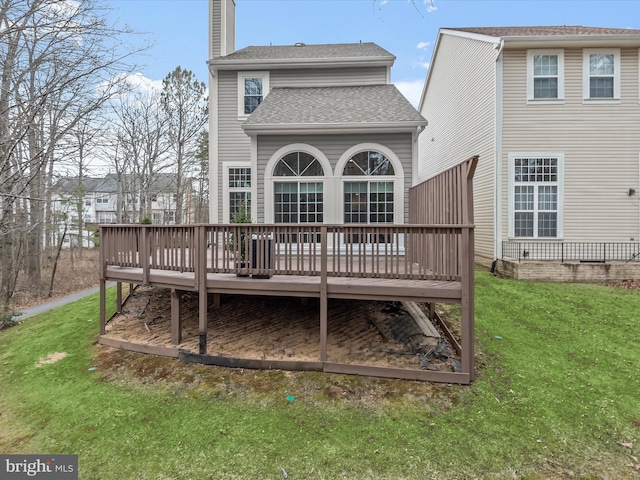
[502, 241, 640, 263]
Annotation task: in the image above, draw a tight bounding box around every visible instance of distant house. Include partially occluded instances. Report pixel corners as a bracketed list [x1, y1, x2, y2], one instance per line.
[52, 173, 188, 246]
[418, 26, 640, 279]
[207, 0, 427, 226]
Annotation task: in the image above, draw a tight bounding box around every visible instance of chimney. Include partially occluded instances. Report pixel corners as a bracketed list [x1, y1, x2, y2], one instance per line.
[210, 0, 236, 58]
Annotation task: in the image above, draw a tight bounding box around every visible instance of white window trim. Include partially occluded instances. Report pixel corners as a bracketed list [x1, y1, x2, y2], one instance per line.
[264, 144, 333, 224]
[222, 161, 252, 223]
[582, 48, 621, 103]
[335, 143, 405, 225]
[526, 49, 564, 104]
[237, 71, 270, 119]
[507, 152, 564, 240]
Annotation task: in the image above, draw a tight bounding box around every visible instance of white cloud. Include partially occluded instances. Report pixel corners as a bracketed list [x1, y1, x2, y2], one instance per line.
[423, 0, 438, 12]
[124, 73, 163, 92]
[395, 79, 425, 108]
[416, 41, 432, 50]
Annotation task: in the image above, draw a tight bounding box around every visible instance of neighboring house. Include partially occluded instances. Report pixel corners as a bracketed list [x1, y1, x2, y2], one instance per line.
[418, 26, 640, 279]
[52, 176, 119, 248]
[207, 0, 427, 228]
[52, 173, 187, 247]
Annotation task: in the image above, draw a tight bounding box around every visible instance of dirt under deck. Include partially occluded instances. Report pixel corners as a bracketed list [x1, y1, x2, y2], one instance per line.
[104, 286, 460, 373]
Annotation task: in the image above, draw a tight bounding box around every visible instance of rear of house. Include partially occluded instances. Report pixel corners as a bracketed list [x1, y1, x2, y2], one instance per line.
[419, 26, 640, 280]
[208, 0, 426, 229]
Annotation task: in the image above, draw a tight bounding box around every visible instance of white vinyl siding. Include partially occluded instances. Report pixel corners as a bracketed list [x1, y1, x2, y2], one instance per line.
[418, 33, 497, 258]
[501, 47, 640, 244]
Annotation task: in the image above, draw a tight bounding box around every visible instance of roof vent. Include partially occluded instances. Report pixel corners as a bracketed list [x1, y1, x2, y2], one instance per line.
[294, 42, 305, 47]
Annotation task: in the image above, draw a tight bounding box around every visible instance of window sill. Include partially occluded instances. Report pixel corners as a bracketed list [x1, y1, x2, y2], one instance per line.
[582, 98, 620, 105]
[526, 98, 564, 105]
[508, 237, 563, 241]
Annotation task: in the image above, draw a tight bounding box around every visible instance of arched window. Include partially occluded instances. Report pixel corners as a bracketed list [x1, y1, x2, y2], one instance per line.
[274, 152, 324, 223]
[343, 151, 395, 224]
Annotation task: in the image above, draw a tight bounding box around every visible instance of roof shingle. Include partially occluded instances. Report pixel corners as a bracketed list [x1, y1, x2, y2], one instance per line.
[214, 42, 395, 62]
[243, 85, 426, 128]
[450, 25, 640, 37]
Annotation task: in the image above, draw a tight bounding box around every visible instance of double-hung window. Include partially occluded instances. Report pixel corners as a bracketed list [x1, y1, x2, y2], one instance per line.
[527, 50, 564, 102]
[237, 72, 269, 116]
[583, 49, 620, 101]
[510, 154, 563, 239]
[227, 166, 251, 222]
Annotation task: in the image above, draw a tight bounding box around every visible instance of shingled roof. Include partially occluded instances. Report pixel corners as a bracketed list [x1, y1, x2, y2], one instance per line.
[212, 42, 395, 64]
[450, 25, 640, 37]
[242, 85, 426, 133]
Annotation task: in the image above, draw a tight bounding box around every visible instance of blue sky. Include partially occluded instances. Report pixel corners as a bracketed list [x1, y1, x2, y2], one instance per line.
[107, 0, 640, 106]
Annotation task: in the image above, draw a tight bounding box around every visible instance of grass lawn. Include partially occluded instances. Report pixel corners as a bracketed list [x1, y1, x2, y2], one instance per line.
[0, 272, 639, 479]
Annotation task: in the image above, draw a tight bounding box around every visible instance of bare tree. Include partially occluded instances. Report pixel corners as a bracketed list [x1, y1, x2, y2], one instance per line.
[0, 0, 146, 311]
[192, 129, 209, 223]
[161, 67, 208, 224]
[111, 84, 171, 223]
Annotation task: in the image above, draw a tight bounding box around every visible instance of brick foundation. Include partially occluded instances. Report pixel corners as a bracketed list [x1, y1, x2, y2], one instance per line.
[495, 259, 640, 282]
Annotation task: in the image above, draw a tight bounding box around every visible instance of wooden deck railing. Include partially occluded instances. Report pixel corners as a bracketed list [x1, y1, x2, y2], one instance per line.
[100, 223, 473, 282]
[98, 155, 479, 384]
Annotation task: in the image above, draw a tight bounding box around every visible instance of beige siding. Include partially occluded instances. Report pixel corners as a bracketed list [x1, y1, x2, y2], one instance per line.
[210, 0, 221, 58]
[216, 70, 252, 219]
[224, 0, 235, 55]
[501, 47, 640, 244]
[210, 0, 234, 58]
[271, 67, 388, 87]
[418, 33, 497, 258]
[256, 134, 413, 223]
[216, 65, 403, 222]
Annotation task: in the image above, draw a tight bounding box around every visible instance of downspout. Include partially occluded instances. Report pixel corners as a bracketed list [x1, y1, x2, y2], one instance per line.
[493, 39, 504, 268]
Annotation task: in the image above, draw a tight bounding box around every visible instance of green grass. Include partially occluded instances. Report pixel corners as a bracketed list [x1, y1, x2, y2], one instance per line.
[1, 273, 639, 479]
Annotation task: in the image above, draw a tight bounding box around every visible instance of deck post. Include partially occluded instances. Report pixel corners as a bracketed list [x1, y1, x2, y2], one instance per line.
[99, 225, 106, 335]
[141, 226, 150, 285]
[320, 226, 328, 362]
[99, 279, 106, 335]
[460, 227, 475, 382]
[196, 226, 208, 354]
[171, 289, 183, 345]
[460, 157, 477, 383]
[116, 282, 123, 313]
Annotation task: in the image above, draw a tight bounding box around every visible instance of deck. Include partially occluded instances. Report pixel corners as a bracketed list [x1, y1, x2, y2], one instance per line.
[98, 156, 477, 384]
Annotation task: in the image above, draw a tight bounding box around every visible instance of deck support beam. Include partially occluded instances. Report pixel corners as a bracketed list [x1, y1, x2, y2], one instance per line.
[99, 279, 106, 335]
[116, 282, 123, 313]
[171, 289, 184, 345]
[196, 226, 208, 355]
[319, 226, 328, 362]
